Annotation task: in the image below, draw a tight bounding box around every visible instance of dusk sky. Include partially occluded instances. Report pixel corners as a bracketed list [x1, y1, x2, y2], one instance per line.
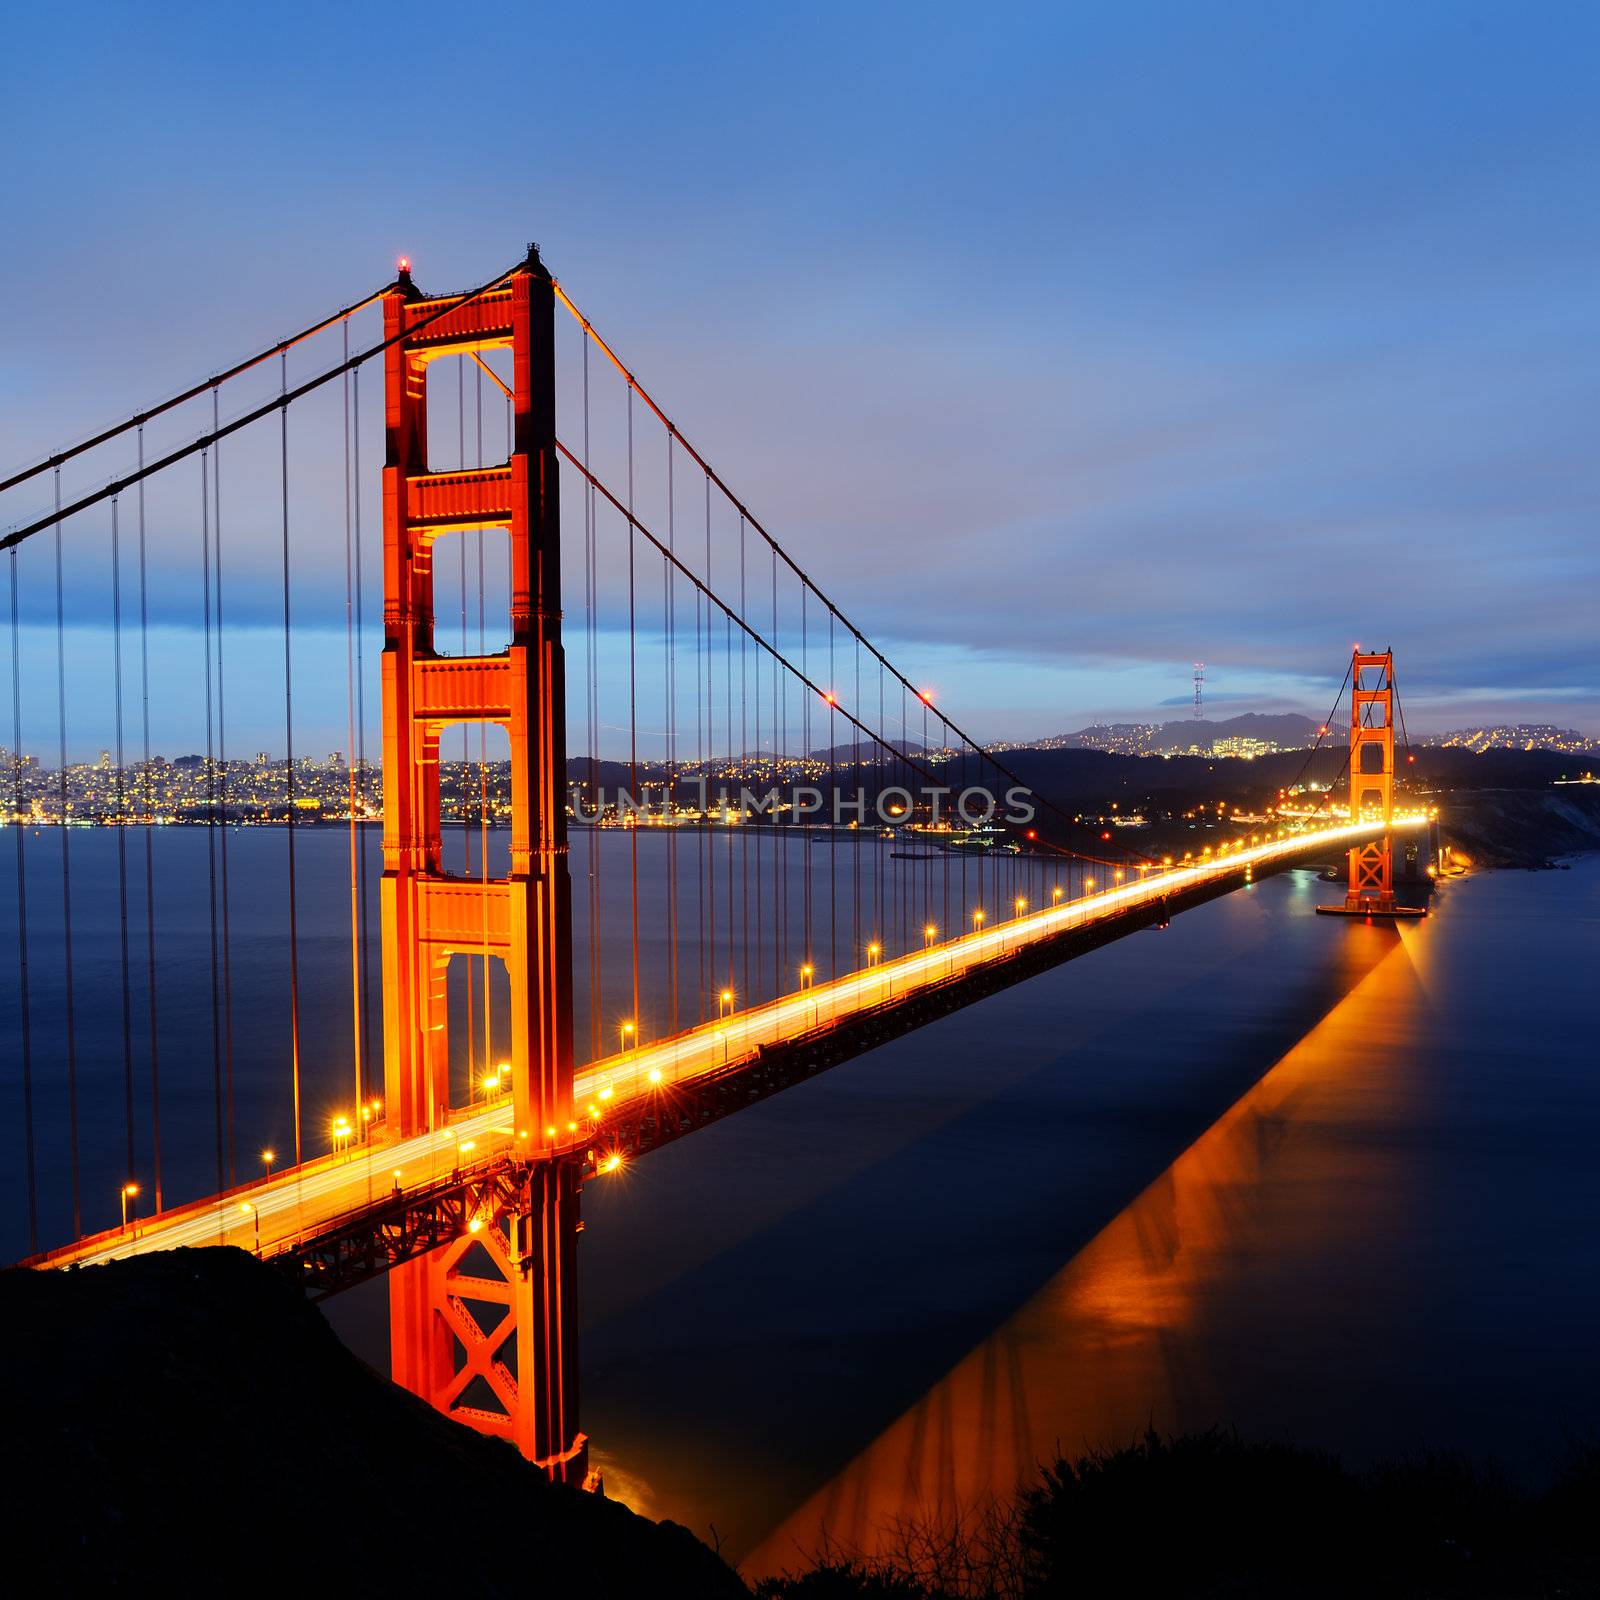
[4, 0, 1597, 752]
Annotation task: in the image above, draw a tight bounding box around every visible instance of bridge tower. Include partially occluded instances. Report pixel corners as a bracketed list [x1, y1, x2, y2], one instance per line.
[1344, 648, 1396, 913]
[379, 247, 584, 1478]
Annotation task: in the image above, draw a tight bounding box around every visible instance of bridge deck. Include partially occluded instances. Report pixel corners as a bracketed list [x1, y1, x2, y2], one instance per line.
[32, 818, 1420, 1273]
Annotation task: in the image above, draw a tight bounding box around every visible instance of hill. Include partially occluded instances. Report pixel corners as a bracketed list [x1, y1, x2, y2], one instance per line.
[0, 1250, 746, 1598]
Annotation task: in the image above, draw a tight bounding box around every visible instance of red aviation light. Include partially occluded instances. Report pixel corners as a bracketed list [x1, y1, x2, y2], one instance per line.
[398, 255, 411, 272]
[821, 690, 837, 706]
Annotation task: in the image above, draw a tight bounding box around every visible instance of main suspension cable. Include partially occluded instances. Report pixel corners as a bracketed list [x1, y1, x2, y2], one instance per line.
[2, 261, 525, 553]
[0, 283, 392, 495]
[551, 282, 1122, 862]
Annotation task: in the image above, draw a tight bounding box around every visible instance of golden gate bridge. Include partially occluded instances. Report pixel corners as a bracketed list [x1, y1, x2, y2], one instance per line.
[2, 244, 1425, 1484]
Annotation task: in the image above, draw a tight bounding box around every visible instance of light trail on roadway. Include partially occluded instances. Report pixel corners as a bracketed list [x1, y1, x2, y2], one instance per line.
[36, 816, 1424, 1272]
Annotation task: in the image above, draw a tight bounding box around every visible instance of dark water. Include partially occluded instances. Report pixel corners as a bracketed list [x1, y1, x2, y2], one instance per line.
[575, 858, 1600, 1571]
[0, 821, 1066, 1248]
[4, 831, 1598, 1577]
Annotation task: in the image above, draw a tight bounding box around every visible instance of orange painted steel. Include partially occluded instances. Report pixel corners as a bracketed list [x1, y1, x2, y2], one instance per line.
[379, 247, 583, 1477]
[1345, 648, 1396, 912]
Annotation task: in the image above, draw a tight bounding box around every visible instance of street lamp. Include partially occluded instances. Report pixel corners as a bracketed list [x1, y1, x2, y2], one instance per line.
[120, 1182, 139, 1232]
[972, 908, 985, 931]
[619, 1020, 635, 1054]
[1052, 885, 1063, 903]
[799, 962, 814, 991]
[924, 923, 937, 948]
[261, 1148, 276, 1178]
[1014, 896, 1027, 917]
[239, 1201, 260, 1255]
[866, 941, 881, 969]
[718, 988, 734, 1019]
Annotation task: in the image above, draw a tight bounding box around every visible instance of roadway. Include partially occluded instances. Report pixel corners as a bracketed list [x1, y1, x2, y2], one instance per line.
[36, 815, 1423, 1272]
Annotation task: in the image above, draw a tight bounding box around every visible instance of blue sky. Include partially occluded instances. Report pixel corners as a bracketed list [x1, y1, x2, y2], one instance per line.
[3, 0, 1597, 756]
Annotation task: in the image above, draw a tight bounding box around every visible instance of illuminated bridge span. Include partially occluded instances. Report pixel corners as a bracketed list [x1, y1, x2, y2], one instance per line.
[3, 246, 1426, 1482]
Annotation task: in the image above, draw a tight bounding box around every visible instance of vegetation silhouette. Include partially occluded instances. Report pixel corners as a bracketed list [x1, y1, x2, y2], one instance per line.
[756, 1426, 1600, 1598]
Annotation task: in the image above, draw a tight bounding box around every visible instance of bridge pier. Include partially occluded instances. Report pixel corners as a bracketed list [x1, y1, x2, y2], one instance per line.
[389, 1159, 583, 1471]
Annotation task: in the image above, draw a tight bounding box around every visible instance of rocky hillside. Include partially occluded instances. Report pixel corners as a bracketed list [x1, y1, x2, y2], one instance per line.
[1443, 785, 1600, 868]
[0, 1249, 746, 1598]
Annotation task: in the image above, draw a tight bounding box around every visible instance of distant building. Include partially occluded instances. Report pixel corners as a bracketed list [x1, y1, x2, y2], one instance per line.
[1212, 736, 1278, 759]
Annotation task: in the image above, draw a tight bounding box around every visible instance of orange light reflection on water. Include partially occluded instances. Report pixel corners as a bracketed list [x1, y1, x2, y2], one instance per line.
[746, 918, 1433, 1579]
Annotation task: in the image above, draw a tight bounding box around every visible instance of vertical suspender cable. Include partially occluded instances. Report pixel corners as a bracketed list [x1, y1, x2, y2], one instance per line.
[739, 515, 751, 1003]
[9, 545, 37, 1251]
[200, 449, 224, 1192]
[704, 475, 716, 1001]
[583, 332, 602, 1061]
[111, 498, 135, 1184]
[627, 389, 640, 1036]
[460, 361, 475, 1095]
[832, 614, 844, 979]
[853, 635, 861, 973]
[921, 692, 930, 940]
[476, 366, 490, 1076]
[52, 467, 80, 1237]
[724, 601, 734, 996]
[280, 353, 303, 1168]
[665, 435, 678, 1031]
[353, 365, 376, 1095]
[801, 588, 811, 974]
[771, 546, 782, 997]
[707, 467, 720, 1004]
[343, 324, 364, 1121]
[751, 521, 763, 1001]
[212, 389, 235, 1185]
[137, 427, 162, 1212]
[696, 473, 707, 1017]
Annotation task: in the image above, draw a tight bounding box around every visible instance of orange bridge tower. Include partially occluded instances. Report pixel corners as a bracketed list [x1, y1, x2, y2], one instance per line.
[379, 247, 583, 1477]
[1344, 647, 1396, 913]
